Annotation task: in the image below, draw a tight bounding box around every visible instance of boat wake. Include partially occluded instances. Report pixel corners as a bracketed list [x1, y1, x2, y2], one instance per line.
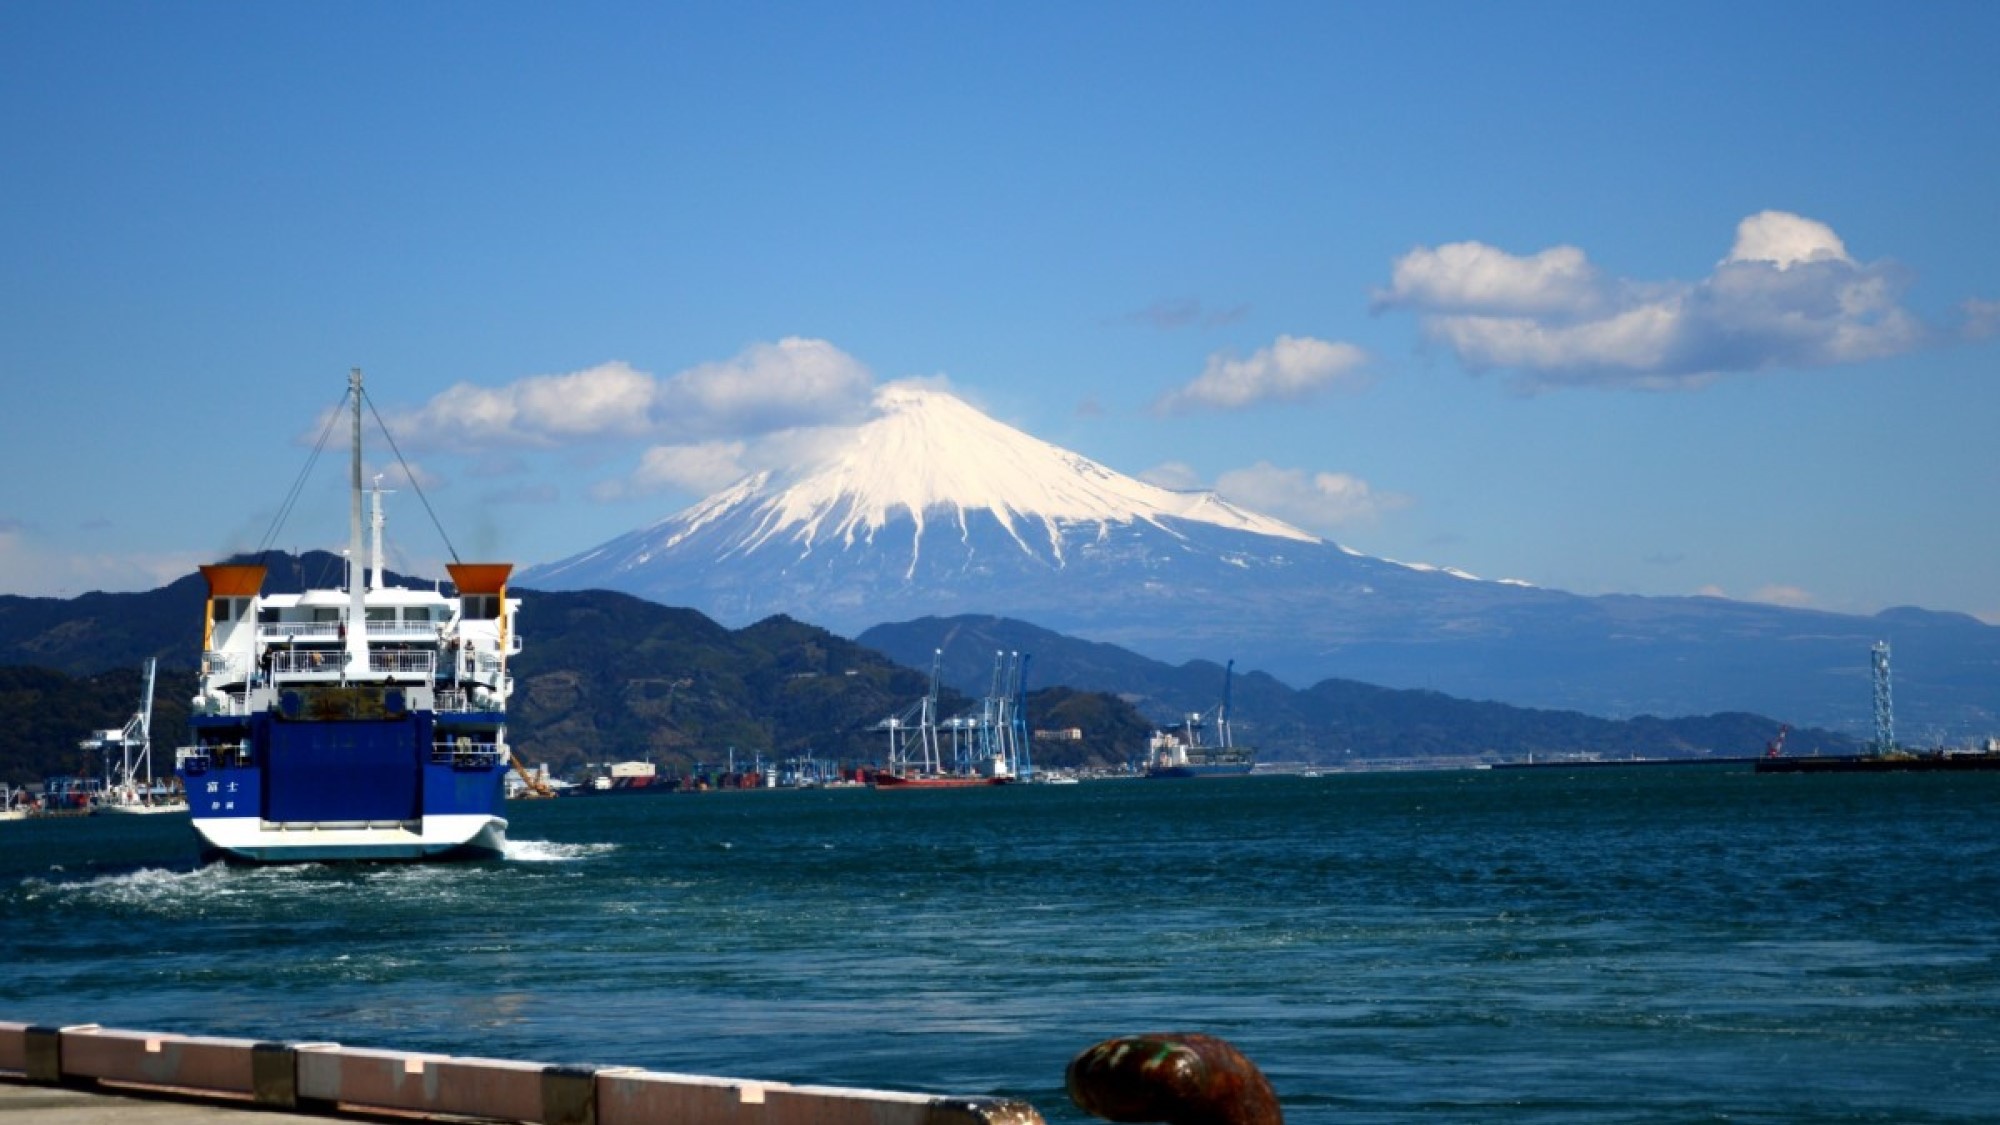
[501, 839, 616, 863]
[16, 862, 307, 912]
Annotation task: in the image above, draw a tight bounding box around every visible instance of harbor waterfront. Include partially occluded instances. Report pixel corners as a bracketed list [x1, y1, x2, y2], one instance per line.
[4, 768, 1997, 1124]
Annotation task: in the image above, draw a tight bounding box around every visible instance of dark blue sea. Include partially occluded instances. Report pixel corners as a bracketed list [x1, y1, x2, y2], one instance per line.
[4, 768, 1997, 1124]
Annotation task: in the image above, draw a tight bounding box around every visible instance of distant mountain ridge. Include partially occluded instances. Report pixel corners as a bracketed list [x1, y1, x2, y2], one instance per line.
[521, 387, 2000, 738]
[858, 614, 1859, 763]
[1, 556, 1861, 783]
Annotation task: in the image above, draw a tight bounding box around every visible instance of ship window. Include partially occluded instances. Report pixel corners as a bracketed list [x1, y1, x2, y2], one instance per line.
[213, 598, 234, 622]
[313, 608, 341, 623]
[258, 607, 280, 623]
[461, 595, 499, 620]
[367, 607, 396, 624]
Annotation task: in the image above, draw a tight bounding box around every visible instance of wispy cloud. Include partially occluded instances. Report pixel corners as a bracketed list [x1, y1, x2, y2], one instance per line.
[1960, 297, 2000, 341]
[1374, 211, 1930, 392]
[1114, 298, 1251, 331]
[0, 522, 199, 597]
[1694, 582, 1816, 609]
[1142, 459, 1407, 534]
[479, 483, 560, 505]
[1214, 462, 1410, 532]
[1152, 334, 1369, 414]
[618, 440, 752, 499]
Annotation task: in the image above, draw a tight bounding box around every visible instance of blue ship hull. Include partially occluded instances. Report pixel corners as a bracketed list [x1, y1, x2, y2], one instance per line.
[182, 708, 509, 863]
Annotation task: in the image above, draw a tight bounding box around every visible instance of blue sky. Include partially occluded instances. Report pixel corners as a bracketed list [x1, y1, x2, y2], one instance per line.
[4, 2, 1997, 623]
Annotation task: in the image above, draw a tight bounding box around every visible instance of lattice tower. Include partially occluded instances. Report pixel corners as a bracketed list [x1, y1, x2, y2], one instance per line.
[1871, 641, 1895, 754]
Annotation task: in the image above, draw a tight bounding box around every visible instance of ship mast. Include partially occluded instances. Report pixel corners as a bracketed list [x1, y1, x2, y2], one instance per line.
[370, 474, 387, 592]
[346, 368, 370, 676]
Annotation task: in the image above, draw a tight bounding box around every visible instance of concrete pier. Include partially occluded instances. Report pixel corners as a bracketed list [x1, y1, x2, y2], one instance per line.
[0, 1022, 1045, 1125]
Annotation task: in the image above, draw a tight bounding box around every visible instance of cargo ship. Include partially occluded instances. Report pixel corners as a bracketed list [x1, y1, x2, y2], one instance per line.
[176, 370, 519, 863]
[868, 762, 1015, 789]
[1145, 660, 1255, 778]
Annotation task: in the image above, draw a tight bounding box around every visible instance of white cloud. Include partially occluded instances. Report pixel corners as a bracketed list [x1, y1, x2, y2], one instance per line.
[1213, 461, 1410, 532]
[363, 459, 444, 492]
[1139, 461, 1204, 490]
[626, 440, 752, 497]
[1724, 211, 1850, 268]
[381, 361, 660, 450]
[0, 524, 198, 597]
[1375, 212, 1930, 391]
[1960, 297, 2000, 340]
[380, 339, 875, 452]
[1377, 242, 1606, 317]
[660, 337, 875, 438]
[1153, 334, 1369, 414]
[1749, 583, 1815, 608]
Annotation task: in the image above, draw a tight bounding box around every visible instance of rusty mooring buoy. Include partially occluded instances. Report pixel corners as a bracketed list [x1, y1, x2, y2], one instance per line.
[1065, 1033, 1281, 1125]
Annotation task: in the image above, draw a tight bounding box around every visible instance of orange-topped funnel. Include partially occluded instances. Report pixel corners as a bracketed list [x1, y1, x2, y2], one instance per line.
[447, 563, 513, 595]
[200, 563, 267, 597]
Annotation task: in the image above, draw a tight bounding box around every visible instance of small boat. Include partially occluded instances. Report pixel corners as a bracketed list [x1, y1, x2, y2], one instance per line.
[175, 369, 520, 863]
[0, 784, 29, 822]
[1145, 660, 1256, 779]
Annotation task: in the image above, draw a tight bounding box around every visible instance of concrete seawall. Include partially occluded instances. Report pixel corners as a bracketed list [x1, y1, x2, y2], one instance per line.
[0, 1021, 1046, 1125]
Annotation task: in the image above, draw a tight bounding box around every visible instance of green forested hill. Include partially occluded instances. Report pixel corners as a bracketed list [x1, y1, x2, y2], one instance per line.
[0, 664, 194, 786]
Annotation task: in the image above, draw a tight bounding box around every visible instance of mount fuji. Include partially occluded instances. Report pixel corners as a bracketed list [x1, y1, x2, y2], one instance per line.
[522, 386, 2000, 736]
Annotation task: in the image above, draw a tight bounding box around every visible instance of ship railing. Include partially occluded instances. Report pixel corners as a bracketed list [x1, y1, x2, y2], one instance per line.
[262, 621, 441, 642]
[262, 622, 341, 641]
[177, 743, 253, 771]
[373, 622, 444, 640]
[271, 650, 345, 677]
[203, 651, 248, 679]
[432, 688, 503, 713]
[431, 738, 503, 768]
[194, 689, 252, 716]
[370, 650, 437, 677]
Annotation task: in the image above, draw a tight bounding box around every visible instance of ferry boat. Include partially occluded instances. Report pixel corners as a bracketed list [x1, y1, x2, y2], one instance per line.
[1145, 660, 1255, 779]
[176, 370, 520, 863]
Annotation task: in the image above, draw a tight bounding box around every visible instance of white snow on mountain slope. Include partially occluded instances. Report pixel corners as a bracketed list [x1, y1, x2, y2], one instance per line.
[636, 384, 1320, 564]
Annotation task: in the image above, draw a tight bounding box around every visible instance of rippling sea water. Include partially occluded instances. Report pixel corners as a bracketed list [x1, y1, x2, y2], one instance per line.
[4, 768, 1997, 1124]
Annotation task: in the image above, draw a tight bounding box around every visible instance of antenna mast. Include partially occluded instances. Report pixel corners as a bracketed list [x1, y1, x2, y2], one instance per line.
[345, 369, 370, 675]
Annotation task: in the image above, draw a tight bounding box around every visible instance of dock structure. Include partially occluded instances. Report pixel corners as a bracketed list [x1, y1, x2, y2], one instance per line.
[0, 1021, 1044, 1125]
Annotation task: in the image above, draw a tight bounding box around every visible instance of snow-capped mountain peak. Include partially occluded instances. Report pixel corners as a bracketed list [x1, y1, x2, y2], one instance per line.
[525, 383, 1333, 633]
[615, 385, 1319, 570]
